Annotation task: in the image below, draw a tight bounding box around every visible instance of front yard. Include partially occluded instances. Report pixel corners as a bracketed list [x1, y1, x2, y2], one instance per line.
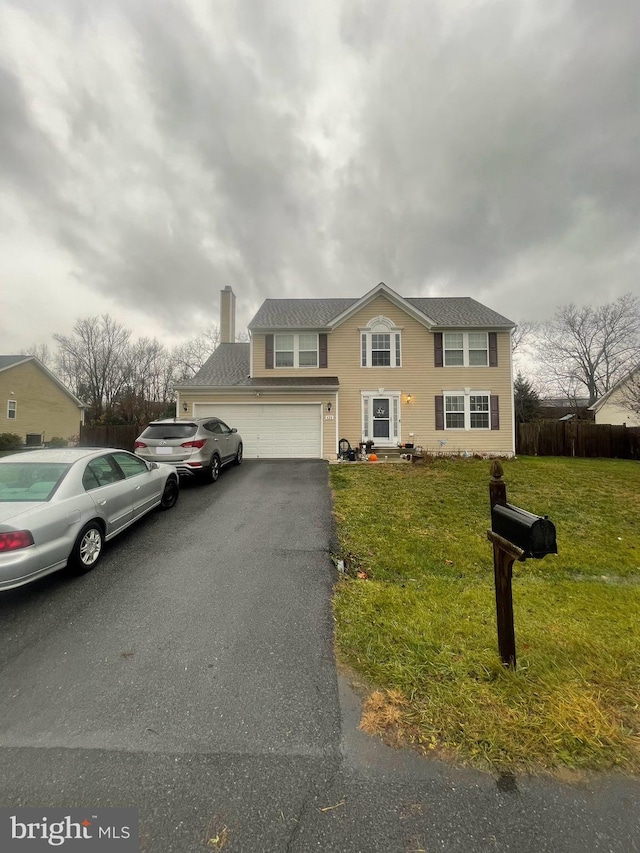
[330, 456, 640, 773]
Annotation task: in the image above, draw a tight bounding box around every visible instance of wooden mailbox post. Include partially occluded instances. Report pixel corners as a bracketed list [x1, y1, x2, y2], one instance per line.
[488, 460, 557, 669]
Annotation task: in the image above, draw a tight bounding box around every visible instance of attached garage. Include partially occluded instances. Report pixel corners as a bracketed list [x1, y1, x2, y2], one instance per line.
[193, 403, 323, 459]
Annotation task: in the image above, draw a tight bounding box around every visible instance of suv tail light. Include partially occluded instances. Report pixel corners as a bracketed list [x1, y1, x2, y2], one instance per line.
[134, 441, 147, 449]
[181, 439, 206, 449]
[0, 531, 35, 552]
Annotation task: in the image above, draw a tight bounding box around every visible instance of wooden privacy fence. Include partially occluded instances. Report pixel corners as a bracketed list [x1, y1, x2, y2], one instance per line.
[80, 424, 144, 452]
[517, 421, 640, 459]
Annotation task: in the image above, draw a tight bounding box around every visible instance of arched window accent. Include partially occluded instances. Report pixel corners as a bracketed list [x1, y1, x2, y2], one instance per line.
[360, 317, 402, 368]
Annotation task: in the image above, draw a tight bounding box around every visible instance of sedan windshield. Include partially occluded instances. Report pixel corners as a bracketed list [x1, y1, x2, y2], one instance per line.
[0, 463, 70, 502]
[140, 424, 197, 440]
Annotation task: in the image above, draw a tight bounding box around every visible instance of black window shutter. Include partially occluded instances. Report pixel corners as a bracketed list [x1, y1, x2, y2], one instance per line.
[489, 333, 498, 367]
[490, 395, 500, 430]
[265, 334, 274, 369]
[319, 334, 328, 368]
[435, 395, 444, 430]
[434, 333, 443, 367]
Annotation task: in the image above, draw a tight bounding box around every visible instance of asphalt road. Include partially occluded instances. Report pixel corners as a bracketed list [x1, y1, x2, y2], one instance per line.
[0, 460, 637, 852]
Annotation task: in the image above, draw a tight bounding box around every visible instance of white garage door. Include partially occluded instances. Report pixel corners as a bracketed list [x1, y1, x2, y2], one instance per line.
[193, 403, 322, 459]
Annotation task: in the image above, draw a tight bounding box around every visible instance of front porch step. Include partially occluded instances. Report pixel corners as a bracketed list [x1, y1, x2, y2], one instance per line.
[359, 446, 411, 461]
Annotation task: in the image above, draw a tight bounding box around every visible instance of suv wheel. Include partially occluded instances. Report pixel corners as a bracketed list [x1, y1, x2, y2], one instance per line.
[202, 454, 221, 484]
[234, 443, 243, 465]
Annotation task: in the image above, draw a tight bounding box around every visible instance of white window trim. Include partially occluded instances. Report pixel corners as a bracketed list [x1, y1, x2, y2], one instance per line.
[360, 316, 402, 368]
[274, 333, 319, 368]
[443, 390, 491, 431]
[361, 390, 401, 443]
[7, 400, 17, 419]
[443, 332, 489, 367]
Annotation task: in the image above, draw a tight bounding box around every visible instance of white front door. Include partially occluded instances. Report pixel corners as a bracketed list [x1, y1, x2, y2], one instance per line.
[362, 393, 400, 446]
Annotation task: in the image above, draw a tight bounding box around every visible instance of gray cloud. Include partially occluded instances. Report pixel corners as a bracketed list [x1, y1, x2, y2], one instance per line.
[0, 66, 65, 207]
[332, 0, 640, 317]
[0, 0, 638, 350]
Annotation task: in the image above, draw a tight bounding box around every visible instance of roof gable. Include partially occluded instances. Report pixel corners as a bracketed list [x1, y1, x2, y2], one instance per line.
[0, 355, 33, 372]
[589, 363, 640, 412]
[0, 355, 85, 408]
[329, 282, 435, 329]
[248, 284, 515, 331]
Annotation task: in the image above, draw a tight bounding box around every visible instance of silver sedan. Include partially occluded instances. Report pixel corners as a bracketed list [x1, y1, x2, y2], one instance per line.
[0, 447, 179, 591]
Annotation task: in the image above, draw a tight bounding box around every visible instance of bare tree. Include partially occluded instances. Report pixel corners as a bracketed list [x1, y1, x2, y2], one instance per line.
[511, 320, 538, 355]
[54, 315, 131, 422]
[112, 337, 177, 423]
[123, 338, 173, 402]
[534, 294, 640, 406]
[20, 343, 52, 367]
[171, 325, 221, 381]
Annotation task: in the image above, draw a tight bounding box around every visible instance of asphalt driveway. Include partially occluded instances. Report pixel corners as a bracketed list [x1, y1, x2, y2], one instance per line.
[0, 460, 637, 852]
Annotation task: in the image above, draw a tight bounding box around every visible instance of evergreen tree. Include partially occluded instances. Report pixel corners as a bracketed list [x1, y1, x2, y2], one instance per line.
[514, 372, 541, 423]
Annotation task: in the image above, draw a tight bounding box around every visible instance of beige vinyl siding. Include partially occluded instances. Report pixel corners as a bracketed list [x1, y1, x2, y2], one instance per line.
[248, 294, 514, 456]
[594, 395, 640, 426]
[0, 361, 83, 443]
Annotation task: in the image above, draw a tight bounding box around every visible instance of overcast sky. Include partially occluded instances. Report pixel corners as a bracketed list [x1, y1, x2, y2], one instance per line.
[1, 0, 639, 354]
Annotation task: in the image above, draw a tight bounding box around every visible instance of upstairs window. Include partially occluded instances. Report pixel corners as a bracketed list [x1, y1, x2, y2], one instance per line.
[443, 334, 464, 366]
[275, 335, 294, 367]
[443, 332, 490, 367]
[7, 400, 17, 420]
[361, 317, 401, 368]
[371, 334, 391, 366]
[298, 334, 319, 367]
[468, 333, 489, 366]
[274, 334, 318, 368]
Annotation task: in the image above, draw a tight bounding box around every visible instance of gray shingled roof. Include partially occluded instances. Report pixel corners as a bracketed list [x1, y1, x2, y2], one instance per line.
[0, 355, 31, 371]
[249, 299, 357, 329]
[249, 296, 514, 329]
[174, 344, 339, 389]
[406, 297, 513, 327]
[177, 343, 251, 387]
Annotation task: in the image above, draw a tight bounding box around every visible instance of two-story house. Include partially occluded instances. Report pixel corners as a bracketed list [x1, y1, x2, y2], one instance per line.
[175, 282, 516, 459]
[0, 355, 85, 446]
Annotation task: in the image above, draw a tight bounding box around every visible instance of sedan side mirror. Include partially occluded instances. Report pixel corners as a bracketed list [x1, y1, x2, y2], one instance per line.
[148, 461, 159, 470]
[231, 427, 237, 433]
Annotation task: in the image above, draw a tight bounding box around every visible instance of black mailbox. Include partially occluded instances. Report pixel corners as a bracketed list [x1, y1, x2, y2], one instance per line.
[491, 503, 557, 559]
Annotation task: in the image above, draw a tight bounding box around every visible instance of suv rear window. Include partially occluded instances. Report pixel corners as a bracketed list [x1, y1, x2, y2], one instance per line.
[140, 423, 198, 439]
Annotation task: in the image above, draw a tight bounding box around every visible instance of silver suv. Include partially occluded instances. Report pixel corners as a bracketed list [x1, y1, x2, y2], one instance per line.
[134, 418, 243, 482]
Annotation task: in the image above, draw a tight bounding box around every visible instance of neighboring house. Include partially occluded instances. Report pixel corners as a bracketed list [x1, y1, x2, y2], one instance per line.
[589, 365, 640, 427]
[0, 356, 85, 445]
[175, 282, 516, 459]
[539, 397, 594, 421]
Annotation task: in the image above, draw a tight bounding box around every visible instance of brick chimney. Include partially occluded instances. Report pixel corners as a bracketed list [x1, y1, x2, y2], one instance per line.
[220, 286, 236, 343]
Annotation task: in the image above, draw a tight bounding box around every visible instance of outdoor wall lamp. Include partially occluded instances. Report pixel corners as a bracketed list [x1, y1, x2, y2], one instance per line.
[182, 402, 188, 412]
[406, 394, 412, 403]
[327, 402, 332, 412]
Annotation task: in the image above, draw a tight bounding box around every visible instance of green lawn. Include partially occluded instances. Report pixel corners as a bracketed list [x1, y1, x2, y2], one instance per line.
[330, 457, 640, 773]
